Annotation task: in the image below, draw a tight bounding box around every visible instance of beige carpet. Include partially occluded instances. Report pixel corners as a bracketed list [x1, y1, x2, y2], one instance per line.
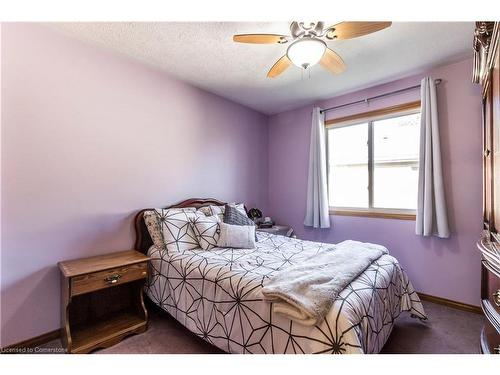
[40, 300, 485, 354]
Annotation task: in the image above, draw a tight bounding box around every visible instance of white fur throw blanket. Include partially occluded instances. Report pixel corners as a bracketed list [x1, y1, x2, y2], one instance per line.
[261, 240, 387, 326]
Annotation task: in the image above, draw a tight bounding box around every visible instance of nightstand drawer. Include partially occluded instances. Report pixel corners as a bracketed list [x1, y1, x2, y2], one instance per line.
[71, 262, 148, 296]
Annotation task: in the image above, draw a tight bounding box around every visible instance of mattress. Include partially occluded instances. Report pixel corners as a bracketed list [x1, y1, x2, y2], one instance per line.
[145, 232, 426, 354]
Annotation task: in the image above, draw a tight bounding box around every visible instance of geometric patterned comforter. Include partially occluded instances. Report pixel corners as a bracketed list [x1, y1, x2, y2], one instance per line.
[145, 232, 427, 354]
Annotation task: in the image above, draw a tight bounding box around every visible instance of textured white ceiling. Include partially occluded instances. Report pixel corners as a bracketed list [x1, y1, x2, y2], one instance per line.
[48, 22, 474, 115]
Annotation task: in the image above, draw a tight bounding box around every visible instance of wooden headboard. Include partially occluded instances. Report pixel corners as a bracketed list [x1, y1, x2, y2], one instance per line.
[134, 198, 226, 254]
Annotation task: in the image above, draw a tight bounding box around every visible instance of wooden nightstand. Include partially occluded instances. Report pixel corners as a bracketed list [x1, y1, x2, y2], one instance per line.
[256, 225, 295, 238]
[58, 250, 150, 353]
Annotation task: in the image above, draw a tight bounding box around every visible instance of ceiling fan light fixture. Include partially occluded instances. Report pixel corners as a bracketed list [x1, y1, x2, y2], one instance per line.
[233, 21, 392, 77]
[286, 38, 326, 69]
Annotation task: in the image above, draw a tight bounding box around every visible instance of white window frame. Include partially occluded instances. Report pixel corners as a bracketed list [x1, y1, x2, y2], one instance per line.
[326, 102, 421, 220]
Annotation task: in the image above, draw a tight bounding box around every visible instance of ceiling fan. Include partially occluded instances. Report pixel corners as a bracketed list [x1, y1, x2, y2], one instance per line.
[233, 21, 392, 78]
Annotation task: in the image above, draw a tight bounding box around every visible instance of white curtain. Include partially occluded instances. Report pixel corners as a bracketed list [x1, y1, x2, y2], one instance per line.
[416, 77, 450, 238]
[304, 107, 330, 228]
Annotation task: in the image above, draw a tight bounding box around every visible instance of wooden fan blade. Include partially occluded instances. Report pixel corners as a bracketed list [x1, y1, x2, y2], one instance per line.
[267, 55, 292, 78]
[233, 34, 287, 44]
[327, 22, 392, 40]
[320, 48, 346, 74]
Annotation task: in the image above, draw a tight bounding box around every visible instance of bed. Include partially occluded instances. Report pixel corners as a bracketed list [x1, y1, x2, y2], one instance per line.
[134, 198, 426, 354]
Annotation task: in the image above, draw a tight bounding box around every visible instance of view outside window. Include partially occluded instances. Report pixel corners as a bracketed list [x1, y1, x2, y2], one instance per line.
[373, 113, 420, 209]
[327, 111, 420, 211]
[328, 123, 369, 208]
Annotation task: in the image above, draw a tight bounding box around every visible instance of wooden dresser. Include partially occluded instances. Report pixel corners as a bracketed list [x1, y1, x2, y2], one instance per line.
[473, 21, 500, 354]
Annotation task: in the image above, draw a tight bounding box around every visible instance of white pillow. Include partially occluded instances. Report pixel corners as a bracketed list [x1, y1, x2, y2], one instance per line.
[197, 205, 225, 218]
[217, 222, 256, 249]
[144, 208, 198, 252]
[190, 214, 221, 250]
[197, 203, 246, 220]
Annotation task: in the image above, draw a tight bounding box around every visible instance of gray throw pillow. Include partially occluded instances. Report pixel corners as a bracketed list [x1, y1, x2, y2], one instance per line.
[223, 204, 257, 241]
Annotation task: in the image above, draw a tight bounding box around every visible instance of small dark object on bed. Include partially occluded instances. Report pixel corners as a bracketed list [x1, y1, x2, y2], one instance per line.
[247, 208, 262, 221]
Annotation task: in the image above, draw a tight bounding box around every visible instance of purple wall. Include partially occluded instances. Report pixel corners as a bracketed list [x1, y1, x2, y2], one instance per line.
[0, 24, 268, 346]
[0, 23, 484, 347]
[268, 59, 483, 307]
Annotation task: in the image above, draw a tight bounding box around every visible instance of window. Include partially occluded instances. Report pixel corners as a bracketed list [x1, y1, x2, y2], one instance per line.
[326, 102, 421, 219]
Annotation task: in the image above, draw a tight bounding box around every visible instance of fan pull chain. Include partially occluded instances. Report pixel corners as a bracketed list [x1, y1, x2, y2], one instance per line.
[300, 67, 312, 80]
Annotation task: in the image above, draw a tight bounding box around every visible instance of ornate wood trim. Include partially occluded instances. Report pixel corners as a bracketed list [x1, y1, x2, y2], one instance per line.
[134, 198, 227, 255]
[474, 21, 500, 354]
[473, 22, 500, 97]
[480, 327, 491, 354]
[482, 299, 500, 332]
[477, 234, 500, 277]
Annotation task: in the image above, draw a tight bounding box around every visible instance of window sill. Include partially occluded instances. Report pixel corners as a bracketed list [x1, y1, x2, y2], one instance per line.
[329, 208, 416, 221]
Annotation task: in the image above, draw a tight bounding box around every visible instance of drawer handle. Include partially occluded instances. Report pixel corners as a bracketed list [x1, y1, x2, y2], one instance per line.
[495, 345, 500, 354]
[494, 290, 500, 307]
[104, 274, 122, 284]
